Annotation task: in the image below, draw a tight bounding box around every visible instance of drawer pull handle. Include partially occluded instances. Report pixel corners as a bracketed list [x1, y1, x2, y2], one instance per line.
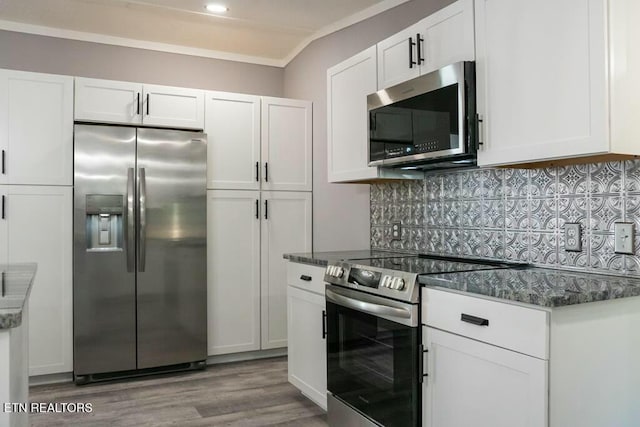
[300, 275, 312, 281]
[461, 313, 489, 326]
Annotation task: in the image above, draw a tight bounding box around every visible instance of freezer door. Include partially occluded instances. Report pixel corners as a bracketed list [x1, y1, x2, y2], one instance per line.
[136, 128, 207, 369]
[73, 124, 137, 375]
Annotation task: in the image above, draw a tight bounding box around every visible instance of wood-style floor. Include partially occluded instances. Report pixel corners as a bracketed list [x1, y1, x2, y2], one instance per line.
[29, 357, 327, 426]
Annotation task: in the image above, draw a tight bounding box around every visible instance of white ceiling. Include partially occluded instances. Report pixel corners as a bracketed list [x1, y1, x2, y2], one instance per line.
[0, 0, 410, 66]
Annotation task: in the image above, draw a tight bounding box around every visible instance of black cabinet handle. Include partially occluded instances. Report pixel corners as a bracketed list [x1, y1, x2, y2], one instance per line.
[300, 275, 312, 281]
[255, 199, 259, 219]
[255, 161, 259, 182]
[420, 345, 429, 382]
[476, 114, 484, 147]
[409, 36, 417, 68]
[264, 199, 268, 220]
[1, 271, 5, 297]
[264, 162, 269, 182]
[136, 92, 141, 115]
[416, 33, 424, 64]
[2, 149, 5, 174]
[461, 313, 489, 326]
[146, 93, 150, 115]
[1, 195, 4, 219]
[322, 310, 327, 339]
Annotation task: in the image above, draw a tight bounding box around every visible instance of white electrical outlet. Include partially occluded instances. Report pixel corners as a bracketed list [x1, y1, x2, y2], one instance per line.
[614, 222, 635, 254]
[391, 222, 402, 241]
[564, 223, 582, 252]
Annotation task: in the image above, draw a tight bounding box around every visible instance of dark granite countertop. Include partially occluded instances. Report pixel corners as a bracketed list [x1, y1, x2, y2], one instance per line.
[0, 263, 37, 329]
[420, 267, 640, 308]
[283, 250, 413, 267]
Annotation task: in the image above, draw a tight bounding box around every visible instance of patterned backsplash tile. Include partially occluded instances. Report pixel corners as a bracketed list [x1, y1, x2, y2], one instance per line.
[370, 160, 640, 276]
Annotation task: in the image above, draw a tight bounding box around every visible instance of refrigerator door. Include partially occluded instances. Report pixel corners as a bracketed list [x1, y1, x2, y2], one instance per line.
[136, 128, 207, 369]
[73, 124, 137, 375]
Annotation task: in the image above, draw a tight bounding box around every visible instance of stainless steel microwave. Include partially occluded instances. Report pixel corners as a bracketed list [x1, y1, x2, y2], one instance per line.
[367, 61, 478, 169]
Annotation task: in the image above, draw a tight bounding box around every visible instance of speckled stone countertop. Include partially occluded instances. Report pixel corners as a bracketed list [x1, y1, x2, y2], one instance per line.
[283, 250, 413, 267]
[0, 263, 37, 329]
[420, 267, 640, 308]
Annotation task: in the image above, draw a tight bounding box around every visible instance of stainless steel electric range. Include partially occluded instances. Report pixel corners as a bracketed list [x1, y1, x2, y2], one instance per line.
[323, 253, 523, 427]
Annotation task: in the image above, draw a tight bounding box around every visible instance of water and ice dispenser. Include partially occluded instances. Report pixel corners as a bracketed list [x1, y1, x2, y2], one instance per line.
[85, 195, 124, 251]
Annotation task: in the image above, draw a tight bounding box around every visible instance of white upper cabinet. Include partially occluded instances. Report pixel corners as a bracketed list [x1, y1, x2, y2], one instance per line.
[205, 91, 261, 190]
[0, 70, 73, 186]
[327, 47, 380, 182]
[75, 78, 205, 130]
[327, 47, 424, 183]
[476, 0, 640, 166]
[75, 78, 142, 125]
[260, 191, 312, 350]
[142, 84, 204, 130]
[261, 98, 312, 192]
[377, 0, 475, 89]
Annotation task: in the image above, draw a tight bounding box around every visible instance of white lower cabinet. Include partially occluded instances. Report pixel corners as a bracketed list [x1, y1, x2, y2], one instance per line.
[0, 185, 73, 376]
[287, 278, 327, 409]
[423, 327, 547, 427]
[207, 190, 312, 355]
[206, 190, 261, 355]
[261, 191, 312, 349]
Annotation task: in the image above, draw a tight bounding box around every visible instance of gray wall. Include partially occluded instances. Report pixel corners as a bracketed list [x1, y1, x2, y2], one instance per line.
[284, 0, 453, 252]
[0, 30, 283, 96]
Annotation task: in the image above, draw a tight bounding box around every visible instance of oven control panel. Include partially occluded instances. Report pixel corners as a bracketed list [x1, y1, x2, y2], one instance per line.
[380, 275, 405, 291]
[324, 261, 418, 303]
[326, 265, 345, 278]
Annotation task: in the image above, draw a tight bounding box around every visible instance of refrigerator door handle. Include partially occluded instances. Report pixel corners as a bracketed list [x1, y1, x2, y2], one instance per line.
[138, 167, 147, 272]
[126, 168, 135, 272]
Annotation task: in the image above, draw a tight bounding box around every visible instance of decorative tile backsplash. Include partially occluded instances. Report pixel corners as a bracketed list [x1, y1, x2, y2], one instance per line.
[370, 160, 640, 276]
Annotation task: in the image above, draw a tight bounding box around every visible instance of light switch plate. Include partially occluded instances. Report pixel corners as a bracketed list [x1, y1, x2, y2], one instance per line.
[614, 222, 635, 254]
[391, 222, 402, 241]
[564, 223, 582, 252]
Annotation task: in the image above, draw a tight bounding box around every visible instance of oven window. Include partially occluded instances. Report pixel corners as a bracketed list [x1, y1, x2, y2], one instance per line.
[370, 83, 459, 162]
[327, 301, 419, 427]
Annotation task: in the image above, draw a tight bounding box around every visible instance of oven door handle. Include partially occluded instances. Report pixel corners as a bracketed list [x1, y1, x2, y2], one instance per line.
[326, 287, 415, 325]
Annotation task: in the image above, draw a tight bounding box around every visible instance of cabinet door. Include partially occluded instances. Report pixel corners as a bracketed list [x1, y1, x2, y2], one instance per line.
[327, 46, 380, 183]
[287, 285, 327, 410]
[6, 186, 73, 376]
[423, 327, 547, 427]
[206, 190, 261, 355]
[475, 0, 607, 166]
[0, 70, 73, 186]
[419, 0, 475, 74]
[74, 77, 142, 125]
[143, 84, 205, 130]
[261, 191, 312, 349]
[205, 92, 261, 190]
[261, 98, 312, 192]
[377, 23, 422, 89]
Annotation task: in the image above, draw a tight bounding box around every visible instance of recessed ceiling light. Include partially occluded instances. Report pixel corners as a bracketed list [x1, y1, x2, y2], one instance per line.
[205, 4, 228, 13]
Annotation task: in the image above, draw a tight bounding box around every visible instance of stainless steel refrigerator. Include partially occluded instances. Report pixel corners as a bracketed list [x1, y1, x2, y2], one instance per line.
[73, 124, 207, 383]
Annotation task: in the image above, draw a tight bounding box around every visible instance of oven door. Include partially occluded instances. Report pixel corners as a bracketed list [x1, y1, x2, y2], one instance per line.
[326, 285, 419, 427]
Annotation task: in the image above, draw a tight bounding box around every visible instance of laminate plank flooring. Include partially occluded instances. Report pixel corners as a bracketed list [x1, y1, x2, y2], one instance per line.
[29, 356, 327, 426]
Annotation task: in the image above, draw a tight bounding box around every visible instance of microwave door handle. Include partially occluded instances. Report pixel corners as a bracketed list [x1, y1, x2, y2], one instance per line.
[326, 288, 411, 321]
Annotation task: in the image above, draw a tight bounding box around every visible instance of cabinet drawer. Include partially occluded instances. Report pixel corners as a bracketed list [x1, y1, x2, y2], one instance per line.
[287, 262, 326, 295]
[422, 289, 549, 359]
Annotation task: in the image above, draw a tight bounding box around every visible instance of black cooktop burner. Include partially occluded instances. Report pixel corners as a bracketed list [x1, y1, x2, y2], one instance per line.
[348, 254, 526, 276]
